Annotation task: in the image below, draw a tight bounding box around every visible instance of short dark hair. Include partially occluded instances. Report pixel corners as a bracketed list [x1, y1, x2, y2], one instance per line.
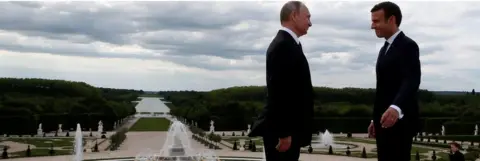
[370, 1, 402, 27]
[280, 1, 303, 23]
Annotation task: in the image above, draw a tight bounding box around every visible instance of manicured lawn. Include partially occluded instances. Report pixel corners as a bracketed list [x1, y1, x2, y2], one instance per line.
[10, 148, 71, 158]
[1, 138, 75, 158]
[330, 137, 441, 160]
[3, 138, 74, 148]
[129, 118, 171, 131]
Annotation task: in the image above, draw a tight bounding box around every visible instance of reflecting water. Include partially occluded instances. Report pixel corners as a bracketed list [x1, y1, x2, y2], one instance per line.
[135, 97, 170, 114]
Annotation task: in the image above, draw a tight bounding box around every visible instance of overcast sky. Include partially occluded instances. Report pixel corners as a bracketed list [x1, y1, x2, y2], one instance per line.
[0, 1, 478, 91]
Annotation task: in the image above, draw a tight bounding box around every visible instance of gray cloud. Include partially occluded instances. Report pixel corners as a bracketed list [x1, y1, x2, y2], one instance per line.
[0, 1, 478, 91]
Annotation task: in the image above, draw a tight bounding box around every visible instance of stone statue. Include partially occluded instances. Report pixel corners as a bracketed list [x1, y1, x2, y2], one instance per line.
[209, 120, 215, 133]
[441, 125, 445, 136]
[98, 120, 103, 134]
[247, 124, 251, 134]
[58, 124, 63, 133]
[37, 123, 43, 135]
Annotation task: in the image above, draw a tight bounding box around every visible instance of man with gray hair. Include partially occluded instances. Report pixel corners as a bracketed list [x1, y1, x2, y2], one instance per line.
[249, 1, 313, 160]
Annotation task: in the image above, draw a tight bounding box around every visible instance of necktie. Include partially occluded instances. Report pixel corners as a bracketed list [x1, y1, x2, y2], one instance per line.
[299, 42, 303, 52]
[380, 41, 389, 56]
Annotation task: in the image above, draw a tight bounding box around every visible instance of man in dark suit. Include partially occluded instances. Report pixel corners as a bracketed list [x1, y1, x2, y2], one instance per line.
[248, 1, 313, 161]
[367, 1, 422, 161]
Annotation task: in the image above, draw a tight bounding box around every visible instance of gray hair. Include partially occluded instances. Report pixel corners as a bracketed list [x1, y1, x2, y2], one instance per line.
[280, 1, 303, 23]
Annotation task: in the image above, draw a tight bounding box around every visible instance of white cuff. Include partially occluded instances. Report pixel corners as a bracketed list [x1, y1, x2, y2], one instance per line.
[390, 105, 404, 119]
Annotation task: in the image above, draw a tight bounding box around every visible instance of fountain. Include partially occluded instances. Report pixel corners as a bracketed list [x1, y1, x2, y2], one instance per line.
[310, 129, 349, 149]
[135, 118, 220, 161]
[73, 123, 83, 161]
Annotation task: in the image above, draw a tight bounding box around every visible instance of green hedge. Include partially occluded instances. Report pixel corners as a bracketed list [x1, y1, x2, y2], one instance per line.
[0, 113, 130, 135]
[421, 118, 454, 134]
[0, 116, 36, 135]
[108, 128, 128, 151]
[312, 117, 457, 134]
[188, 117, 473, 134]
[443, 122, 478, 135]
[419, 135, 480, 142]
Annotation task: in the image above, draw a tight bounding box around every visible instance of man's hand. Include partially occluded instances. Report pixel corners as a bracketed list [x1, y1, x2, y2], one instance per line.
[368, 122, 375, 138]
[380, 107, 399, 128]
[276, 136, 291, 152]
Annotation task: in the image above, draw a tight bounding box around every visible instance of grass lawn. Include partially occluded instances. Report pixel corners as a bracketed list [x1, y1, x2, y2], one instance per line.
[129, 118, 171, 131]
[9, 148, 71, 158]
[2, 138, 74, 148]
[1, 138, 75, 158]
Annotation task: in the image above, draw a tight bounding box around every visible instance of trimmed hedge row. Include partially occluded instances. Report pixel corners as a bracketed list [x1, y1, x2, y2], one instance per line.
[0, 113, 129, 135]
[310, 117, 459, 134]
[107, 127, 128, 151]
[419, 135, 480, 142]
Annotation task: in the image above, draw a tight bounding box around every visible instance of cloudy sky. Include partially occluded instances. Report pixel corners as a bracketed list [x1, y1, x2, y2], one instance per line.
[0, 1, 479, 91]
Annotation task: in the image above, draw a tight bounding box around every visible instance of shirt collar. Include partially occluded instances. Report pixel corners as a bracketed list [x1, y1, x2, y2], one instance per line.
[280, 27, 300, 44]
[386, 30, 402, 44]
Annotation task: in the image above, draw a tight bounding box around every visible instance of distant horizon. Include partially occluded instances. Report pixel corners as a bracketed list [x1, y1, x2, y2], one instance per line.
[2, 76, 477, 93]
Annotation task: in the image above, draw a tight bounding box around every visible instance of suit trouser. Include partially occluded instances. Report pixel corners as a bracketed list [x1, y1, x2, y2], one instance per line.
[375, 120, 413, 161]
[263, 135, 301, 161]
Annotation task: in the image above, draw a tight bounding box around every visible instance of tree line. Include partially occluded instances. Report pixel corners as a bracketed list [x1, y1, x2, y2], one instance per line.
[0, 78, 140, 135]
[161, 86, 480, 134]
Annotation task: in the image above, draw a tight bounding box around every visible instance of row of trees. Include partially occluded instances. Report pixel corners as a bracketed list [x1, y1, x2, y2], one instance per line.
[0, 78, 141, 134]
[161, 86, 480, 134]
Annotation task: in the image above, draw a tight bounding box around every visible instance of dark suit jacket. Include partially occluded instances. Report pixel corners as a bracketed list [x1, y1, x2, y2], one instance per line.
[249, 30, 314, 147]
[449, 151, 465, 161]
[374, 31, 421, 135]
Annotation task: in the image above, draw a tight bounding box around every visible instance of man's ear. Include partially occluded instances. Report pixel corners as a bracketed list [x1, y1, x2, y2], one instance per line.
[388, 16, 396, 25]
[290, 13, 296, 23]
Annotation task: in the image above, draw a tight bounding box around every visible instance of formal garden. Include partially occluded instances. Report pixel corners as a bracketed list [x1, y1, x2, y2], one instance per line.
[1, 78, 480, 161]
[161, 86, 480, 161]
[0, 78, 140, 159]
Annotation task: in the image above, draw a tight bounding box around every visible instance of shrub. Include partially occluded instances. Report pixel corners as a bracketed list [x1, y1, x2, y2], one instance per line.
[2, 146, 8, 159]
[26, 145, 31, 157]
[361, 147, 367, 158]
[108, 128, 128, 151]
